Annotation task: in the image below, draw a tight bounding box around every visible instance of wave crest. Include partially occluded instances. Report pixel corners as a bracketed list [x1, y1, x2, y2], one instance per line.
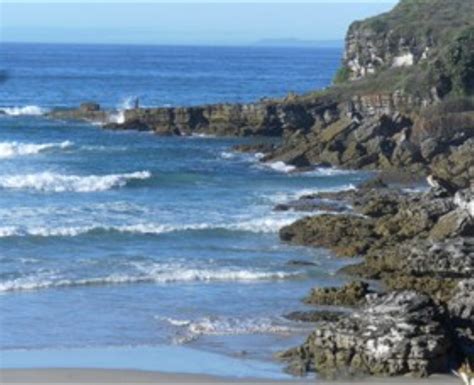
[0, 171, 151, 192]
[0, 141, 73, 159]
[0, 216, 296, 238]
[0, 105, 47, 116]
[0, 268, 298, 293]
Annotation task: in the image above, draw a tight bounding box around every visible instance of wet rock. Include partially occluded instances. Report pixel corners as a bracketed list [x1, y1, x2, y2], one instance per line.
[304, 281, 371, 307]
[286, 260, 318, 267]
[274, 198, 348, 213]
[280, 214, 377, 257]
[103, 119, 150, 131]
[79, 102, 101, 112]
[356, 177, 388, 190]
[284, 310, 345, 323]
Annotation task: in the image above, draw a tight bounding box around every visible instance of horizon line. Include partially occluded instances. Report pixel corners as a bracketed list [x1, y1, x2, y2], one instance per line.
[0, 40, 345, 48]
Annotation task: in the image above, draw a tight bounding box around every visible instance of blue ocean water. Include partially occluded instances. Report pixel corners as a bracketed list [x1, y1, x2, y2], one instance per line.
[0, 43, 367, 377]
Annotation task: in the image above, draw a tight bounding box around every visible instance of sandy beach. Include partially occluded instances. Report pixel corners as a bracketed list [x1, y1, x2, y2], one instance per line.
[0, 368, 460, 384]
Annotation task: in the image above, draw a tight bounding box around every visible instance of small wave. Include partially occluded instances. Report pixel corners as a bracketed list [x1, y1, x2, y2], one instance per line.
[0, 141, 73, 159]
[220, 151, 265, 162]
[0, 105, 47, 116]
[161, 316, 296, 344]
[0, 171, 151, 192]
[0, 216, 296, 238]
[0, 268, 297, 293]
[263, 184, 357, 204]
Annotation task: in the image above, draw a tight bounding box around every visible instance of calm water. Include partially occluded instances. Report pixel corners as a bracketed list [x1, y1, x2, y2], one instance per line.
[0, 44, 366, 377]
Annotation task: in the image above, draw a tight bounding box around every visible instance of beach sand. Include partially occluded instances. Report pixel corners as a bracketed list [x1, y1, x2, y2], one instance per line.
[0, 368, 459, 385]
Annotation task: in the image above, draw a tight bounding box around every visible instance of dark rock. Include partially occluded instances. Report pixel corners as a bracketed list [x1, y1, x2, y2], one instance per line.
[448, 280, 474, 357]
[356, 177, 388, 190]
[286, 260, 318, 267]
[79, 102, 101, 112]
[274, 198, 348, 213]
[103, 118, 150, 131]
[284, 310, 345, 323]
[232, 143, 275, 154]
[304, 281, 371, 307]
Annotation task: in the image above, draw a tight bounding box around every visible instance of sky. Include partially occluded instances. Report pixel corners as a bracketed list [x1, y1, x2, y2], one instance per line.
[1, 1, 397, 45]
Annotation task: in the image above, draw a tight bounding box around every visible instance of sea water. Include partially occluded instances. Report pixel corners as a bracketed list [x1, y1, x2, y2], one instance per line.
[0, 43, 368, 378]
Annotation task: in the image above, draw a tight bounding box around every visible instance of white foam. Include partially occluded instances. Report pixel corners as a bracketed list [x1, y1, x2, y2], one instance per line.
[0, 105, 47, 116]
[0, 267, 297, 292]
[303, 167, 358, 177]
[220, 151, 236, 159]
[0, 216, 296, 238]
[0, 171, 151, 193]
[0, 141, 73, 159]
[161, 316, 296, 344]
[263, 184, 357, 204]
[263, 161, 296, 173]
[107, 96, 138, 124]
[108, 111, 126, 124]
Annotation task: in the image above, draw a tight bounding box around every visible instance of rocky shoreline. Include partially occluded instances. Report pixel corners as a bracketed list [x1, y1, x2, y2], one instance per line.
[274, 177, 473, 378]
[44, 0, 473, 379]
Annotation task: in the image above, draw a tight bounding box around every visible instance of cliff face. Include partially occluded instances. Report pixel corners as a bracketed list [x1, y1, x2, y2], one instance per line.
[343, 0, 474, 87]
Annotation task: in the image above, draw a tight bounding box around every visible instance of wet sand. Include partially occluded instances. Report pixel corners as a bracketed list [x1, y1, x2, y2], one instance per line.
[0, 368, 459, 384]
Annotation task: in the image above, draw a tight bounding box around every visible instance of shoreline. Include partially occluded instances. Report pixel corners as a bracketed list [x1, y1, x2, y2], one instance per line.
[0, 368, 459, 384]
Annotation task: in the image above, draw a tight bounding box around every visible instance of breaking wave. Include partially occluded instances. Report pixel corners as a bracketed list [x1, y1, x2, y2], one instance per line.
[0, 105, 47, 116]
[263, 161, 296, 173]
[0, 141, 73, 159]
[0, 171, 151, 192]
[0, 216, 297, 238]
[0, 268, 298, 293]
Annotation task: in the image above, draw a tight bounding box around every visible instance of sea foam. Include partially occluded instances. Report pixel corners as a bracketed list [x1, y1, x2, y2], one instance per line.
[0, 141, 73, 158]
[0, 105, 47, 116]
[0, 268, 297, 292]
[0, 171, 151, 192]
[0, 216, 297, 238]
[161, 316, 297, 344]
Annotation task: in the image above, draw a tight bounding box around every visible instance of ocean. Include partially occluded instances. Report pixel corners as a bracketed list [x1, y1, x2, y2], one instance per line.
[0, 43, 368, 378]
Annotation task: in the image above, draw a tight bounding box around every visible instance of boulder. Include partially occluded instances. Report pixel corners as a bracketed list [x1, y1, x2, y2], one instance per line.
[281, 291, 453, 377]
[304, 281, 371, 307]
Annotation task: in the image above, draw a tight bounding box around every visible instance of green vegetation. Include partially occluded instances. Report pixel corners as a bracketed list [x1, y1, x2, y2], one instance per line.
[443, 27, 474, 96]
[332, 0, 474, 100]
[333, 67, 350, 85]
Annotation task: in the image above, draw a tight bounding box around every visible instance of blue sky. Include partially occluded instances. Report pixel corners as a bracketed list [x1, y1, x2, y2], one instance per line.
[1, 1, 397, 45]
